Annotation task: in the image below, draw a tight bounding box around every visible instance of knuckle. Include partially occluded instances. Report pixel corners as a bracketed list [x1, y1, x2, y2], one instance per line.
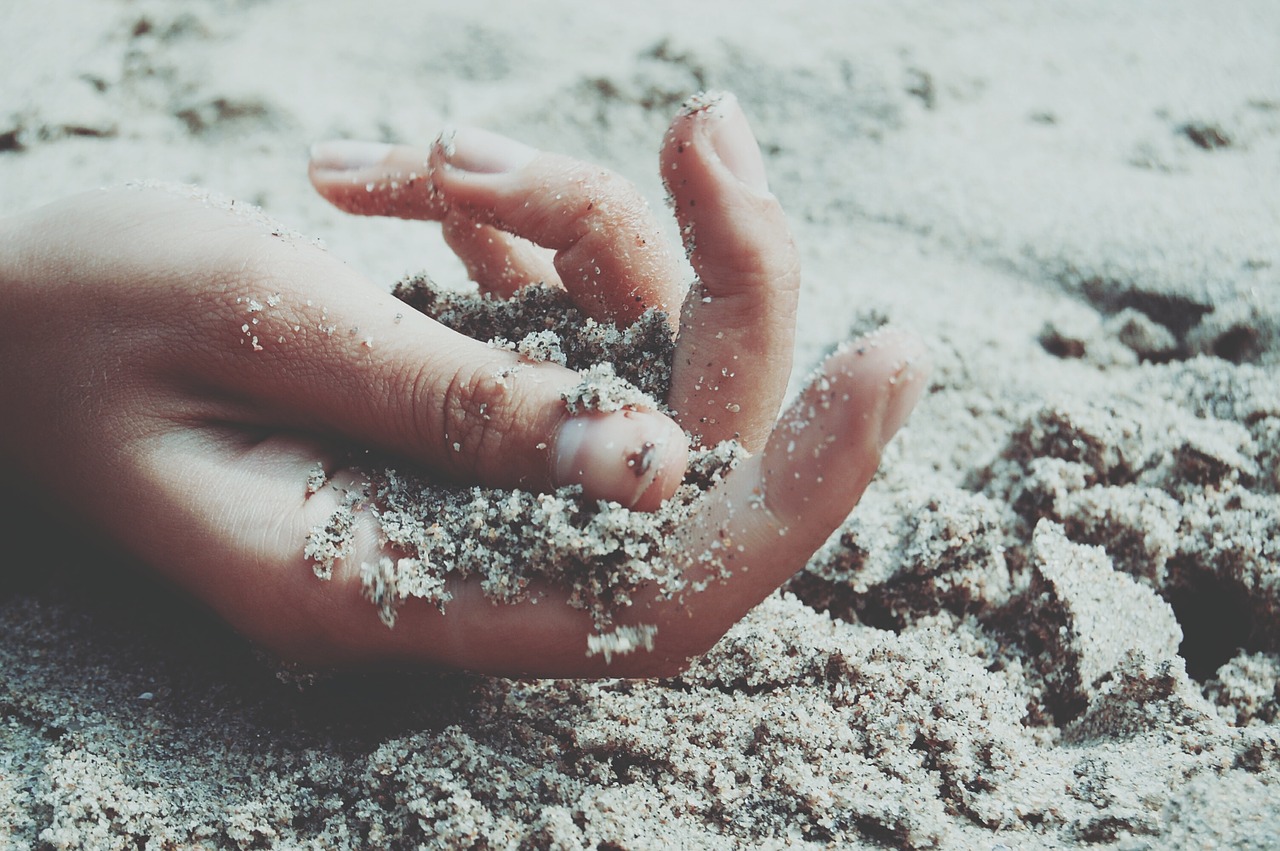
[575, 168, 642, 215]
[724, 215, 800, 286]
[575, 171, 652, 244]
[434, 361, 529, 481]
[441, 210, 480, 249]
[523, 164, 646, 247]
[702, 241, 801, 322]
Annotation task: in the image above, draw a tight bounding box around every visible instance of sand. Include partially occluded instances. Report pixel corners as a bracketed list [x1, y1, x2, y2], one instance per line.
[317, 280, 744, 641]
[3, 0, 1280, 848]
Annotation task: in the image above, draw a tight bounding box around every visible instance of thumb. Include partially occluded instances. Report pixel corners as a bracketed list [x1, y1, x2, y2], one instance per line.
[206, 269, 689, 510]
[102, 187, 692, 511]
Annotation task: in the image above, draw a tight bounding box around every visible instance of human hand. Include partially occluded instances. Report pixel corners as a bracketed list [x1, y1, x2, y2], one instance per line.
[0, 92, 927, 677]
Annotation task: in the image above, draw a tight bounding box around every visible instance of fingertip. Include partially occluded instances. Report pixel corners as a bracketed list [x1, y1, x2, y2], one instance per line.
[435, 126, 538, 177]
[551, 410, 689, 511]
[630, 420, 690, 512]
[662, 91, 772, 209]
[759, 328, 930, 529]
[871, 329, 931, 446]
[826, 327, 931, 449]
[666, 91, 769, 194]
[307, 140, 392, 207]
[306, 140, 442, 220]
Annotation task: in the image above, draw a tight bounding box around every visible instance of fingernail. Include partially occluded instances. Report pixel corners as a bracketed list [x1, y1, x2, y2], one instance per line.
[309, 140, 394, 172]
[701, 92, 769, 193]
[440, 127, 537, 175]
[552, 411, 687, 509]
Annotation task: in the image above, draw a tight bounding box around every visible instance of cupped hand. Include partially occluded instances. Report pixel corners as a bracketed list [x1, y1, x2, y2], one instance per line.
[0, 92, 928, 677]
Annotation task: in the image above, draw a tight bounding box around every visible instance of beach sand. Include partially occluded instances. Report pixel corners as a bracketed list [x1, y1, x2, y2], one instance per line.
[3, 0, 1279, 847]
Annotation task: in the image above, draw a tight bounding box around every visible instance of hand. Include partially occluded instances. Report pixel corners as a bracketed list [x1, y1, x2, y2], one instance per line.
[0, 92, 927, 676]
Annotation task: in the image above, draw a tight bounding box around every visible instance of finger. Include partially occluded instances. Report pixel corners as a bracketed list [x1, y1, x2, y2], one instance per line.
[651, 329, 931, 666]
[310, 142, 565, 297]
[661, 92, 801, 452]
[345, 329, 930, 676]
[308, 140, 444, 220]
[441, 209, 562, 298]
[415, 128, 686, 324]
[198, 256, 687, 511]
[313, 130, 686, 325]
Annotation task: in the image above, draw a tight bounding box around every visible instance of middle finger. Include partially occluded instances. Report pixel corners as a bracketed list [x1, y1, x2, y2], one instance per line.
[310, 131, 686, 326]
[429, 127, 685, 325]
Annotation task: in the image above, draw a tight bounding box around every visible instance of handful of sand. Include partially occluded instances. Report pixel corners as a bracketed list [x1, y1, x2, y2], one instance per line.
[305, 278, 745, 651]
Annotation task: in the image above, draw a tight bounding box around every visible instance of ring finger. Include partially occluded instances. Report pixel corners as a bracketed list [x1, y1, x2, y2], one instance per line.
[309, 131, 686, 325]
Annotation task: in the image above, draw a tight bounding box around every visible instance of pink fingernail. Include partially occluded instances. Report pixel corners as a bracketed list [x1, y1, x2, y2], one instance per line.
[552, 411, 687, 508]
[441, 127, 537, 175]
[700, 92, 769, 193]
[309, 140, 394, 172]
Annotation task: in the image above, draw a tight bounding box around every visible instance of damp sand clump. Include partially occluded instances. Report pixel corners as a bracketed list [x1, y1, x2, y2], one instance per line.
[307, 278, 745, 648]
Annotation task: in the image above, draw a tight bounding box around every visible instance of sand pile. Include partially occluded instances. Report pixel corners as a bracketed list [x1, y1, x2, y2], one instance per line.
[3, 0, 1279, 848]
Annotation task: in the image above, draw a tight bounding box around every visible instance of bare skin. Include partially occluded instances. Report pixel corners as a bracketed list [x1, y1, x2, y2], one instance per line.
[0, 92, 928, 677]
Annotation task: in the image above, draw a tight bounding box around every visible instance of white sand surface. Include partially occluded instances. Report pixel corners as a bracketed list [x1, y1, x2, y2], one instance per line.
[2, 1, 1279, 847]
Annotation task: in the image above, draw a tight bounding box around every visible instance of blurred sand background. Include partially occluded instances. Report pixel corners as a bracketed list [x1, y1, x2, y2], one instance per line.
[2, 0, 1279, 847]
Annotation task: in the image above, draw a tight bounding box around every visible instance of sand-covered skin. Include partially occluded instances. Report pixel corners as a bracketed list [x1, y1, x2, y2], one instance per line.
[318, 281, 743, 641]
[4, 0, 1280, 848]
